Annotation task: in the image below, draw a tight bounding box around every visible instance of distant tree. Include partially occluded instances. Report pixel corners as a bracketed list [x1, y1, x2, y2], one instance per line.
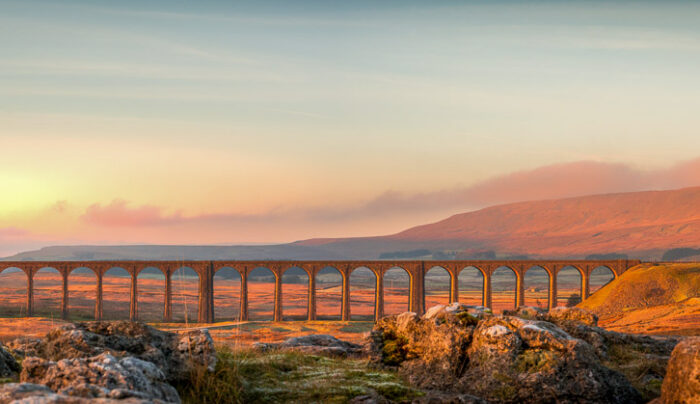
[566, 293, 581, 307]
[431, 251, 457, 260]
[456, 250, 496, 260]
[505, 254, 530, 260]
[378, 249, 431, 259]
[662, 248, 700, 261]
[585, 253, 628, 260]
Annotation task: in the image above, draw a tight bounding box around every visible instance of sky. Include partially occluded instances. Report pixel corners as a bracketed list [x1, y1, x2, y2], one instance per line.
[2, 0, 700, 256]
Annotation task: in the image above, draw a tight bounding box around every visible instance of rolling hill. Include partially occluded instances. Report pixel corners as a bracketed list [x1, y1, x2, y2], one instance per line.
[3, 186, 700, 261]
[296, 186, 700, 260]
[578, 263, 700, 335]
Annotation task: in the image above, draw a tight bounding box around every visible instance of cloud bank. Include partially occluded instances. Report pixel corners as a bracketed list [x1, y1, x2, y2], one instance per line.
[79, 158, 700, 236]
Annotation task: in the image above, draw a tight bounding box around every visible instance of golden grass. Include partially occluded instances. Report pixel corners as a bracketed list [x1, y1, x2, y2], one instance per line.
[579, 263, 700, 335]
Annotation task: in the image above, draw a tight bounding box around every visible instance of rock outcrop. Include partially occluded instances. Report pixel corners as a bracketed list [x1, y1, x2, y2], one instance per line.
[254, 334, 363, 357]
[369, 303, 676, 404]
[2, 321, 218, 403]
[20, 353, 180, 403]
[0, 382, 158, 403]
[658, 337, 699, 404]
[0, 344, 20, 378]
[8, 321, 216, 382]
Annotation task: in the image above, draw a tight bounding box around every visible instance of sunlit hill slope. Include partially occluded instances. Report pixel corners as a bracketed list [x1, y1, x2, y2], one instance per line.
[578, 263, 700, 336]
[298, 186, 700, 259]
[4, 187, 700, 261]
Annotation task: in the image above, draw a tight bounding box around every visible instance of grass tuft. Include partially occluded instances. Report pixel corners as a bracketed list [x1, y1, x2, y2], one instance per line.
[603, 343, 668, 401]
[175, 345, 420, 403]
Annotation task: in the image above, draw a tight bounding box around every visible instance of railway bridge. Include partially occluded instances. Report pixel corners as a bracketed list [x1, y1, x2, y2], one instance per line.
[0, 259, 640, 323]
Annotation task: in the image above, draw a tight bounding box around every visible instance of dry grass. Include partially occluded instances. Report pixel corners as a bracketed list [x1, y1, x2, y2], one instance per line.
[579, 263, 700, 335]
[175, 346, 421, 404]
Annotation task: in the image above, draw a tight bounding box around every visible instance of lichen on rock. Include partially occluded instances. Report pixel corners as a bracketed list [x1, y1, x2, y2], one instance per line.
[658, 336, 699, 404]
[0, 344, 20, 379]
[20, 353, 181, 403]
[254, 334, 364, 357]
[368, 305, 671, 403]
[7, 321, 216, 383]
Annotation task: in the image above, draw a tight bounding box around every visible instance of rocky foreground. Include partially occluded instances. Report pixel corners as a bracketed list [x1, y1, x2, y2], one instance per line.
[367, 304, 697, 404]
[0, 321, 216, 403]
[0, 306, 697, 403]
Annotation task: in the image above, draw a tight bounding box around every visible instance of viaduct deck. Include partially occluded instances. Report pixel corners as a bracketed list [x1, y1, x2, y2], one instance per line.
[0, 259, 640, 322]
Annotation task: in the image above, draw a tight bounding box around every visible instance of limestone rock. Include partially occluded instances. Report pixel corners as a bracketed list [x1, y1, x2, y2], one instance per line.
[0, 382, 160, 403]
[20, 353, 180, 403]
[0, 383, 70, 403]
[9, 321, 216, 382]
[254, 334, 363, 357]
[370, 303, 475, 389]
[6, 337, 42, 358]
[0, 343, 20, 378]
[545, 306, 599, 327]
[659, 337, 700, 404]
[504, 305, 545, 319]
[411, 390, 487, 403]
[370, 305, 645, 403]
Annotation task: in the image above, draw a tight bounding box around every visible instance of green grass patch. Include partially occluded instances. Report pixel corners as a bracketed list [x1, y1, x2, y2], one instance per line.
[176, 346, 420, 403]
[515, 349, 558, 374]
[603, 343, 668, 402]
[338, 322, 373, 333]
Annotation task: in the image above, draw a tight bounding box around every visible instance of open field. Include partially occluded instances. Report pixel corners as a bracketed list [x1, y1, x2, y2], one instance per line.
[0, 267, 603, 323]
[2, 264, 692, 346]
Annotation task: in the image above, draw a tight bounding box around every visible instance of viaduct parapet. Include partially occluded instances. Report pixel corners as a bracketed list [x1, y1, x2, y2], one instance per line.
[0, 259, 640, 323]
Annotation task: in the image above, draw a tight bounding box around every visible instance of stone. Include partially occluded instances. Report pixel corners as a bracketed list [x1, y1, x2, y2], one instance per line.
[659, 337, 699, 404]
[0, 343, 20, 378]
[423, 305, 446, 320]
[395, 312, 420, 332]
[9, 321, 216, 383]
[518, 321, 573, 351]
[254, 334, 363, 357]
[348, 389, 391, 404]
[20, 353, 180, 403]
[0, 383, 60, 402]
[0, 382, 156, 403]
[545, 306, 599, 327]
[6, 337, 42, 358]
[369, 305, 475, 389]
[411, 390, 487, 403]
[505, 305, 545, 319]
[370, 306, 645, 403]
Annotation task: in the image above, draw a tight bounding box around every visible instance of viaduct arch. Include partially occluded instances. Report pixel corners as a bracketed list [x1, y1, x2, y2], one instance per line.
[0, 260, 639, 323]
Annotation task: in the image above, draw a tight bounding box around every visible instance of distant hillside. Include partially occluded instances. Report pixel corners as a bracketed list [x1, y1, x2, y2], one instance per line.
[296, 187, 700, 259]
[579, 263, 700, 336]
[1, 244, 348, 261]
[4, 187, 700, 261]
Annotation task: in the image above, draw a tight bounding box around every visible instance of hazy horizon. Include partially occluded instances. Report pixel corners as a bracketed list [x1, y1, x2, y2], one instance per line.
[3, 0, 700, 256]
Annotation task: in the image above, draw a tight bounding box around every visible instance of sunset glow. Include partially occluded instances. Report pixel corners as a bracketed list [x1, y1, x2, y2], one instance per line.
[2, 0, 700, 256]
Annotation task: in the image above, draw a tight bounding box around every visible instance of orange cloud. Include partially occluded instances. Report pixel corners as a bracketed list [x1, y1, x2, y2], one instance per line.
[0, 227, 29, 238]
[78, 158, 700, 233]
[82, 200, 183, 227]
[350, 158, 700, 217]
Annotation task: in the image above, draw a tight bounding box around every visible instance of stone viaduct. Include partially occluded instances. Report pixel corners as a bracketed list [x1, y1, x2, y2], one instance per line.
[0, 259, 640, 323]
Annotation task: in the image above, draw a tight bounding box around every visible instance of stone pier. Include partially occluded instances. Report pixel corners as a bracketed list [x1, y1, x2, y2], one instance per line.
[0, 259, 639, 323]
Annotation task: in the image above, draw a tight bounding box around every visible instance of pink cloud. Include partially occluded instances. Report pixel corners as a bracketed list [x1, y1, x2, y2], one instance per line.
[350, 158, 700, 217]
[0, 227, 29, 238]
[82, 200, 183, 227]
[77, 158, 700, 239]
[50, 200, 69, 213]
